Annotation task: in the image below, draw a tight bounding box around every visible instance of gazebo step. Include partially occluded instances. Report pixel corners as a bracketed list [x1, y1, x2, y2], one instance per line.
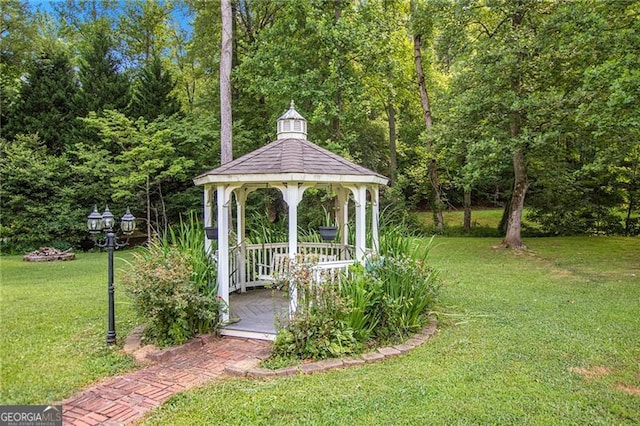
[220, 327, 276, 341]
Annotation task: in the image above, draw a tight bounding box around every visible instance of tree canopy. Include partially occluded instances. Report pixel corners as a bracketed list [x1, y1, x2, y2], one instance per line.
[1, 0, 638, 252]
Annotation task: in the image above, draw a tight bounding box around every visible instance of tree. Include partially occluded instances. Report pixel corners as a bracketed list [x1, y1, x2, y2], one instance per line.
[437, 1, 559, 248]
[234, 1, 392, 157]
[349, 0, 414, 185]
[77, 19, 130, 113]
[83, 110, 194, 242]
[129, 55, 180, 122]
[117, 0, 173, 66]
[220, 0, 233, 164]
[5, 45, 80, 154]
[0, 0, 37, 132]
[526, 0, 640, 236]
[0, 134, 80, 252]
[411, 0, 445, 230]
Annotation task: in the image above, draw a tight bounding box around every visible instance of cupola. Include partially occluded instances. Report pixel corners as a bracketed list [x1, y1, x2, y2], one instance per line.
[276, 100, 307, 140]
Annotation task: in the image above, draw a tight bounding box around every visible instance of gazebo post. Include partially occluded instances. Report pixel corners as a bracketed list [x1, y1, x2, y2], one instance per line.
[287, 187, 299, 315]
[216, 184, 239, 322]
[286, 186, 299, 258]
[336, 187, 349, 256]
[216, 185, 230, 322]
[352, 186, 368, 261]
[235, 188, 247, 292]
[371, 186, 380, 252]
[203, 186, 214, 257]
[276, 182, 311, 315]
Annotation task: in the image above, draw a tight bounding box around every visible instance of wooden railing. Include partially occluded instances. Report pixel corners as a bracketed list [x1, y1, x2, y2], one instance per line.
[224, 242, 353, 291]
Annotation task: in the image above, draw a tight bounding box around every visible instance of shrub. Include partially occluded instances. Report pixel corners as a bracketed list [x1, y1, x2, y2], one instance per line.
[122, 213, 223, 347]
[338, 265, 379, 342]
[270, 245, 441, 361]
[271, 256, 360, 360]
[366, 255, 440, 342]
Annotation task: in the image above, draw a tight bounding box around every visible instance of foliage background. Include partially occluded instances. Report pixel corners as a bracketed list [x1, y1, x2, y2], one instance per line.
[1, 0, 638, 252]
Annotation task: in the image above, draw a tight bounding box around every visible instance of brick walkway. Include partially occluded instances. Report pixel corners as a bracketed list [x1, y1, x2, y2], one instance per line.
[61, 337, 272, 426]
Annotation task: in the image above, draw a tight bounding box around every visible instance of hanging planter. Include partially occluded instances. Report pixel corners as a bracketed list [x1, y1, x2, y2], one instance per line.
[204, 226, 218, 240]
[318, 226, 338, 241]
[319, 204, 338, 241]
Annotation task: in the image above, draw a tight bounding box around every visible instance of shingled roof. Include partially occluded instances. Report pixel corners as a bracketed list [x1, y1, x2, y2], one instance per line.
[219, 138, 377, 175]
[194, 138, 387, 185]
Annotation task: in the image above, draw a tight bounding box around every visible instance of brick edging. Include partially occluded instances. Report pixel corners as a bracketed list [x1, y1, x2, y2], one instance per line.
[123, 326, 222, 363]
[225, 319, 438, 378]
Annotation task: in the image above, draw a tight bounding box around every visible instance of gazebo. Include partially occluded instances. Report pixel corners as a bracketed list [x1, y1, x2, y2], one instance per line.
[194, 101, 388, 339]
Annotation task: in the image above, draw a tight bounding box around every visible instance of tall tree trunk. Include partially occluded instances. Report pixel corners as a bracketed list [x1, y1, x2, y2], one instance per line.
[231, 0, 239, 70]
[501, 4, 528, 249]
[220, 0, 233, 165]
[463, 189, 472, 231]
[158, 182, 167, 236]
[332, 2, 343, 141]
[499, 198, 511, 235]
[414, 34, 433, 129]
[502, 148, 528, 248]
[624, 196, 635, 236]
[413, 32, 444, 230]
[388, 102, 397, 185]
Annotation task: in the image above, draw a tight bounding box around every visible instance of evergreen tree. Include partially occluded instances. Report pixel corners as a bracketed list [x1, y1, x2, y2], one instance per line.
[78, 21, 130, 113]
[0, 134, 80, 252]
[6, 45, 80, 155]
[129, 55, 180, 121]
[0, 0, 37, 133]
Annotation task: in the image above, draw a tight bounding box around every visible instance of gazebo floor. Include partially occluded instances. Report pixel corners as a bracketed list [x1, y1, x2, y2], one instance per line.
[221, 287, 289, 341]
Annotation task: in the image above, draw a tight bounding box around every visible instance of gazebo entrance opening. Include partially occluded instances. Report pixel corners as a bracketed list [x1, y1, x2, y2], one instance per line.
[194, 102, 388, 340]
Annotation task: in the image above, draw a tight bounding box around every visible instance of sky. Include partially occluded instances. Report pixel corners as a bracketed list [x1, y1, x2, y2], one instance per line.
[26, 0, 193, 36]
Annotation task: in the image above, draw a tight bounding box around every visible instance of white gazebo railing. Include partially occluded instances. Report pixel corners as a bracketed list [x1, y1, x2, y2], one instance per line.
[227, 242, 356, 292]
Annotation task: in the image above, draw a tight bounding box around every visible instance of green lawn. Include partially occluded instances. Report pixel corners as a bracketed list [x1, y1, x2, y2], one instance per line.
[0, 251, 138, 404]
[141, 236, 640, 425]
[414, 208, 540, 236]
[1, 237, 638, 423]
[415, 208, 506, 228]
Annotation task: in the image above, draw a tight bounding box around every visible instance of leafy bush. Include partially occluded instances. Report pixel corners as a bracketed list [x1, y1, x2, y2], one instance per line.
[365, 255, 440, 342]
[122, 213, 223, 347]
[271, 256, 360, 360]
[338, 266, 379, 342]
[270, 240, 441, 361]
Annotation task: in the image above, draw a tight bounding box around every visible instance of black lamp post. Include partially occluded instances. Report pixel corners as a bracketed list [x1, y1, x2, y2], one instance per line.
[87, 205, 136, 345]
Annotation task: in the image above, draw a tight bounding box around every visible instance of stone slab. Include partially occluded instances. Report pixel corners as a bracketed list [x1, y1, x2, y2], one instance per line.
[361, 352, 386, 363]
[378, 347, 402, 357]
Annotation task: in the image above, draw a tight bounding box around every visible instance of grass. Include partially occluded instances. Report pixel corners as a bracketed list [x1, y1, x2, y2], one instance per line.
[414, 208, 541, 236]
[140, 236, 640, 425]
[0, 251, 138, 404]
[1, 236, 638, 423]
[415, 208, 505, 228]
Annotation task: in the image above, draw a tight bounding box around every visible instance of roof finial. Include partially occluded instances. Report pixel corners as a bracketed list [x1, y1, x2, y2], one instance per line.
[277, 100, 307, 140]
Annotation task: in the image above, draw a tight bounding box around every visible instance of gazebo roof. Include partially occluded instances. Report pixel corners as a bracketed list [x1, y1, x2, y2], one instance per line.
[194, 138, 387, 186]
[193, 102, 388, 187]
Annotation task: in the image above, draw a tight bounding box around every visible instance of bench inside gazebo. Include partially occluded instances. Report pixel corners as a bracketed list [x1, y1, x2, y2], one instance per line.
[194, 101, 388, 340]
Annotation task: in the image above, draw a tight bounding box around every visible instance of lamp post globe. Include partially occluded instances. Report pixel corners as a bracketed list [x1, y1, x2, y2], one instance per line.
[87, 205, 103, 234]
[120, 207, 136, 235]
[101, 206, 115, 230]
